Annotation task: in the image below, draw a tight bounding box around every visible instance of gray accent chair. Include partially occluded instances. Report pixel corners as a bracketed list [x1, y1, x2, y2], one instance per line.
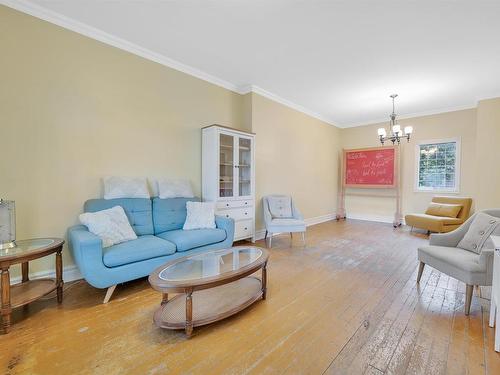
[262, 195, 306, 248]
[417, 209, 500, 315]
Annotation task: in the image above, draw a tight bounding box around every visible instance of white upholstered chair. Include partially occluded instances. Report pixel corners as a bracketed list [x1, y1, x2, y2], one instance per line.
[262, 195, 306, 248]
[417, 209, 500, 315]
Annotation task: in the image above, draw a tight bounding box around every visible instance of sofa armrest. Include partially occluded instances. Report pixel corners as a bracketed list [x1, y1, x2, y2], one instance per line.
[262, 198, 273, 227]
[429, 214, 476, 247]
[67, 225, 105, 280]
[215, 215, 235, 242]
[291, 200, 304, 221]
[480, 248, 495, 285]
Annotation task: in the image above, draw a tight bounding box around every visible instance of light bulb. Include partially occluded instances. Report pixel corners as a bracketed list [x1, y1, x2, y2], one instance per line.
[377, 128, 387, 137]
[404, 126, 413, 135]
[392, 124, 401, 135]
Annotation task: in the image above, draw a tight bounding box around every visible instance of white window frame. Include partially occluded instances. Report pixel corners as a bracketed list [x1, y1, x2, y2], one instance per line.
[414, 137, 461, 193]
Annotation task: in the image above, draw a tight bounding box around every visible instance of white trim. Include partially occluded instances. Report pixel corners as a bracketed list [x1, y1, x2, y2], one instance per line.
[254, 213, 335, 240]
[4, 0, 496, 130]
[10, 264, 82, 285]
[338, 103, 477, 128]
[414, 137, 461, 193]
[240, 85, 338, 126]
[1, 0, 241, 93]
[1, 0, 341, 128]
[346, 213, 397, 224]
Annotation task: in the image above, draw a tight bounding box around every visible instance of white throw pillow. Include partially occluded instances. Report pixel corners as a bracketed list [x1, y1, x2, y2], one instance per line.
[458, 212, 500, 254]
[157, 178, 194, 199]
[103, 176, 150, 199]
[267, 196, 293, 218]
[79, 206, 137, 248]
[183, 202, 216, 230]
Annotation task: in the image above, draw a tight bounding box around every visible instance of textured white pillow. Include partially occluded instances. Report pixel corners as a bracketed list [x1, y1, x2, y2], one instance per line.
[103, 176, 150, 199]
[79, 206, 137, 248]
[458, 212, 500, 254]
[183, 202, 216, 230]
[157, 178, 194, 199]
[267, 196, 293, 218]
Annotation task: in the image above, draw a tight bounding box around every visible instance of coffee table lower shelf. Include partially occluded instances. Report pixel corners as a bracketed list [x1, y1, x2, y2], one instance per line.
[153, 276, 263, 333]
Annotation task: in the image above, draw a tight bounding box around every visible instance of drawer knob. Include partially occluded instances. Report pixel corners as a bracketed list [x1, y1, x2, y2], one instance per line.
[226, 214, 229, 218]
[226, 203, 229, 207]
[245, 202, 248, 205]
[245, 212, 248, 215]
[244, 227, 248, 230]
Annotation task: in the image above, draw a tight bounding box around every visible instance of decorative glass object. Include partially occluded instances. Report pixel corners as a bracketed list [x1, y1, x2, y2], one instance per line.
[0, 199, 16, 249]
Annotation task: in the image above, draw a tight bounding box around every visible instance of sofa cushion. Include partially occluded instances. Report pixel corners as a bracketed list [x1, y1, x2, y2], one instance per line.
[458, 212, 500, 254]
[418, 245, 485, 285]
[156, 228, 226, 252]
[405, 213, 463, 232]
[102, 235, 176, 267]
[79, 206, 137, 248]
[153, 197, 200, 234]
[85, 198, 154, 236]
[267, 196, 293, 218]
[425, 202, 462, 218]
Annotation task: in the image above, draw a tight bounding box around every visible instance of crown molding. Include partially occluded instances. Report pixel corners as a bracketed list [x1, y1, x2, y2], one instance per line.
[1, 0, 241, 93]
[338, 103, 477, 128]
[2, 0, 340, 127]
[240, 85, 339, 127]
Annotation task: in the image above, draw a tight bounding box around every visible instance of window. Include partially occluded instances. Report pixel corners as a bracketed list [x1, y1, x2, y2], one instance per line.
[415, 138, 460, 192]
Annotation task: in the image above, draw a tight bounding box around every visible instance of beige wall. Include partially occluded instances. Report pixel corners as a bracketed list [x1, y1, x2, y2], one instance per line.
[1, 6, 341, 278]
[0, 6, 245, 277]
[250, 93, 341, 230]
[476, 98, 500, 209]
[340, 109, 478, 221]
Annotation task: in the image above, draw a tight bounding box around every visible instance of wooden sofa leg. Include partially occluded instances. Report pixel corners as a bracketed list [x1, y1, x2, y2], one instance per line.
[103, 285, 117, 304]
[417, 262, 425, 283]
[465, 284, 473, 315]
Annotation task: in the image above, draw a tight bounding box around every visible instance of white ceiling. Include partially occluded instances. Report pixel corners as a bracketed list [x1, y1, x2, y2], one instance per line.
[6, 0, 500, 127]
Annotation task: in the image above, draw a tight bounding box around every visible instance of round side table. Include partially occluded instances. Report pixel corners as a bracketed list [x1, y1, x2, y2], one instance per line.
[0, 238, 64, 334]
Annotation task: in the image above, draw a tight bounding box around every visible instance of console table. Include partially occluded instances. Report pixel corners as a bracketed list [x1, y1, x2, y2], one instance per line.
[0, 238, 64, 333]
[489, 235, 500, 352]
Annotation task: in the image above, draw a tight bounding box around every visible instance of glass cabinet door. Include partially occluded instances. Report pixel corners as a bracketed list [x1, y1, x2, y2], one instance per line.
[219, 133, 235, 198]
[238, 136, 252, 197]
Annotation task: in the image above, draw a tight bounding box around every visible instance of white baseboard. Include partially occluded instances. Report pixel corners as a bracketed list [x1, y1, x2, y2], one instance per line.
[10, 264, 82, 285]
[346, 213, 406, 225]
[254, 213, 336, 240]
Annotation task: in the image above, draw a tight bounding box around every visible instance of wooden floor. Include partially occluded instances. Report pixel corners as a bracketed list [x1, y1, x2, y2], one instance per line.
[1, 219, 499, 374]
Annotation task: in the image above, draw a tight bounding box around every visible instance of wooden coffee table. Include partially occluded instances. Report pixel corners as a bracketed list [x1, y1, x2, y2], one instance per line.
[148, 246, 268, 337]
[0, 238, 64, 333]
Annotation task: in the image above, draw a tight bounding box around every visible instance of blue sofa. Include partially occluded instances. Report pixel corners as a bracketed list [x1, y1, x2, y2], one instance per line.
[67, 197, 234, 302]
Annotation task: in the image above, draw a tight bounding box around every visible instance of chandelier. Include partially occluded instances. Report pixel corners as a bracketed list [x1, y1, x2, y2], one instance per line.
[377, 94, 413, 145]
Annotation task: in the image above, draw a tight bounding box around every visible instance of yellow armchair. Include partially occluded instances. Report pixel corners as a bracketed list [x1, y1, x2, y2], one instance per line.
[405, 196, 473, 233]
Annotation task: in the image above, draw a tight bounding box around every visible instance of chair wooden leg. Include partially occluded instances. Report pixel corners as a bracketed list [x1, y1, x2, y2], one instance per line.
[417, 262, 425, 283]
[465, 284, 473, 315]
[268, 234, 272, 248]
[302, 232, 305, 245]
[103, 285, 117, 304]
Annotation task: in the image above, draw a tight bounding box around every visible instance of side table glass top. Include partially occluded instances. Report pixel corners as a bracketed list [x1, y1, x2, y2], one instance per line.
[0, 239, 56, 259]
[159, 247, 263, 282]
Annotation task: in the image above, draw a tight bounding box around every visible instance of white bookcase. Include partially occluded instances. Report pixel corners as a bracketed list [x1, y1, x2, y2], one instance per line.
[202, 125, 255, 242]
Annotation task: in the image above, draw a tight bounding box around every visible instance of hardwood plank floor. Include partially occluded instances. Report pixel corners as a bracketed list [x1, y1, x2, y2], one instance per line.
[1, 219, 499, 374]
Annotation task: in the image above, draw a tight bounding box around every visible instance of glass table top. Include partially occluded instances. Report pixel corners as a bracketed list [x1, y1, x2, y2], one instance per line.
[0, 239, 57, 258]
[159, 247, 263, 282]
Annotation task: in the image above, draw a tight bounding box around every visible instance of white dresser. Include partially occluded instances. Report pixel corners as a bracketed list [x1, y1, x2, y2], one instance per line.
[489, 235, 500, 352]
[202, 125, 256, 242]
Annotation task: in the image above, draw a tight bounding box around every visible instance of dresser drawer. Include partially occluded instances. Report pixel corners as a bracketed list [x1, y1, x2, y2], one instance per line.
[235, 219, 253, 239]
[216, 207, 253, 221]
[216, 199, 253, 210]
